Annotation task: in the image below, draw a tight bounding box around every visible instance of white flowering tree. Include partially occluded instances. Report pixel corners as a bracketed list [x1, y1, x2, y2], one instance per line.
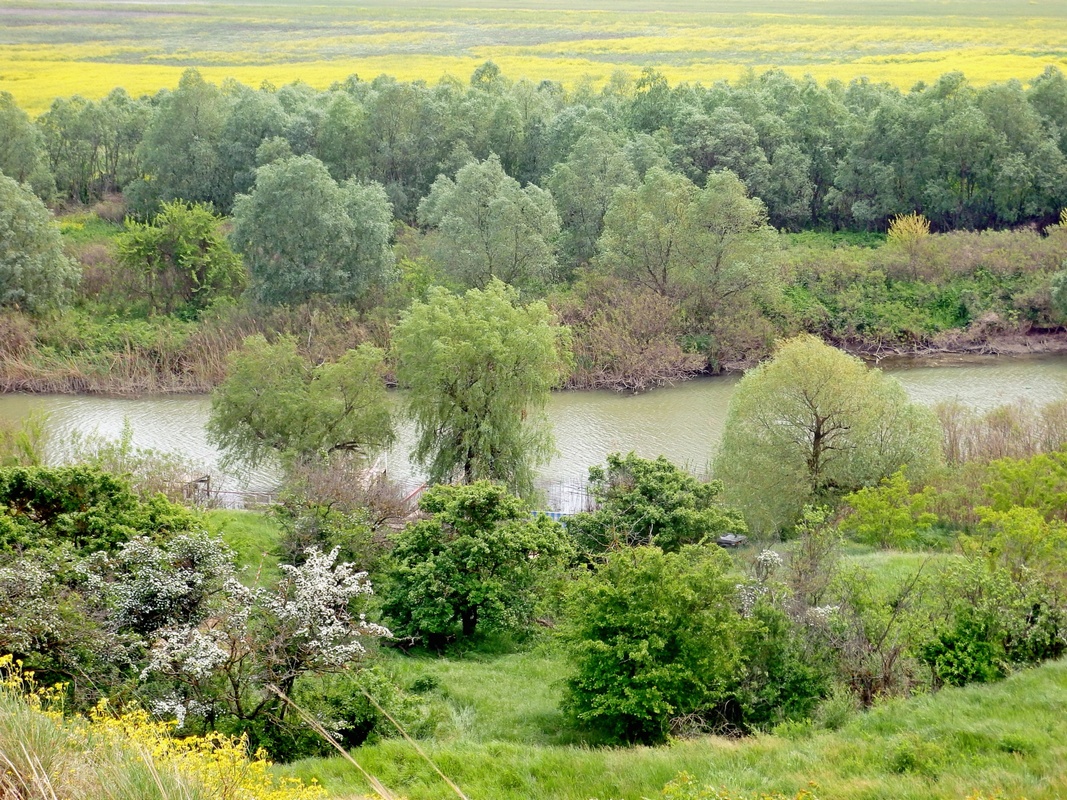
[143, 547, 389, 732]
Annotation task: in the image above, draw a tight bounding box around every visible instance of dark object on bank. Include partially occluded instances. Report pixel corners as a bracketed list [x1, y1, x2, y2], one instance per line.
[716, 533, 748, 548]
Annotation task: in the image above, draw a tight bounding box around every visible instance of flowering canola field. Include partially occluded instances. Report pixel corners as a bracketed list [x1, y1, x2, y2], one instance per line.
[2, 0, 1066, 113]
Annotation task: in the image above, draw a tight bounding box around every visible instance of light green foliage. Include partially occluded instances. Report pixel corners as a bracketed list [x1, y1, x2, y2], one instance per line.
[0, 413, 46, 468]
[972, 505, 1067, 581]
[393, 280, 570, 498]
[566, 452, 747, 554]
[417, 154, 561, 289]
[0, 92, 51, 197]
[0, 174, 79, 312]
[116, 200, 246, 315]
[547, 129, 637, 270]
[840, 470, 938, 549]
[126, 69, 229, 215]
[207, 335, 394, 470]
[231, 154, 394, 304]
[598, 167, 778, 304]
[714, 335, 942, 535]
[381, 481, 572, 644]
[982, 450, 1067, 521]
[561, 544, 742, 745]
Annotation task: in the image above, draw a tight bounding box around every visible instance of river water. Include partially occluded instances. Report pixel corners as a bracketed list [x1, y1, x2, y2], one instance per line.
[1, 356, 1065, 496]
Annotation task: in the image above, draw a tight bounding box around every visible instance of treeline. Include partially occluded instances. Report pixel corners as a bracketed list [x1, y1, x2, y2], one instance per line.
[4, 64, 1067, 232]
[2, 66, 1067, 394]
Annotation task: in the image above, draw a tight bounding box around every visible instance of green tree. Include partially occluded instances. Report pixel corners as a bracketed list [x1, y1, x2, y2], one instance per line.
[597, 167, 777, 304]
[126, 69, 230, 216]
[0, 174, 79, 312]
[231, 154, 395, 304]
[417, 154, 561, 289]
[207, 335, 394, 470]
[566, 452, 747, 555]
[561, 544, 743, 744]
[116, 200, 246, 315]
[381, 481, 571, 646]
[393, 280, 570, 499]
[0, 92, 51, 196]
[714, 335, 942, 535]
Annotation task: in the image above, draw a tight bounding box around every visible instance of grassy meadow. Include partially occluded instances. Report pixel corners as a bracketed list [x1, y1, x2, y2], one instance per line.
[3, 0, 1067, 114]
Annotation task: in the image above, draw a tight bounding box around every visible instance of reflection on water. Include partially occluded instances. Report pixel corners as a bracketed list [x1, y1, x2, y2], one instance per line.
[1, 356, 1065, 493]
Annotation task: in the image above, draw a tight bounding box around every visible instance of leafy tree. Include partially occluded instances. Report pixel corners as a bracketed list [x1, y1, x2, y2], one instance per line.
[714, 335, 942, 535]
[117, 200, 246, 315]
[231, 154, 395, 304]
[0, 92, 51, 196]
[566, 452, 747, 555]
[598, 167, 777, 305]
[207, 335, 394, 470]
[381, 481, 571, 646]
[393, 280, 570, 498]
[561, 545, 743, 744]
[0, 174, 79, 312]
[547, 129, 637, 270]
[417, 154, 561, 289]
[126, 69, 230, 216]
[840, 469, 938, 549]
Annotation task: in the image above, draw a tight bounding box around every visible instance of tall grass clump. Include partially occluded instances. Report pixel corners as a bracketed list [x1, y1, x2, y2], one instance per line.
[0, 655, 326, 800]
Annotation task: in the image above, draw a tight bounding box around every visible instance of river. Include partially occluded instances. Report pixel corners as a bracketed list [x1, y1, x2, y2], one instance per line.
[1, 356, 1066, 499]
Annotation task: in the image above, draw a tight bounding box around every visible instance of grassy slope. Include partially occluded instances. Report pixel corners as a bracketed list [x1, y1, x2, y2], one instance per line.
[285, 655, 1067, 800]
[207, 508, 286, 586]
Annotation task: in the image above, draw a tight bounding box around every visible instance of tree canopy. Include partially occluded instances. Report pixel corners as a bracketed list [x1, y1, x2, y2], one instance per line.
[207, 335, 394, 470]
[0, 174, 79, 313]
[417, 154, 560, 290]
[231, 154, 395, 304]
[714, 335, 942, 534]
[393, 280, 570, 499]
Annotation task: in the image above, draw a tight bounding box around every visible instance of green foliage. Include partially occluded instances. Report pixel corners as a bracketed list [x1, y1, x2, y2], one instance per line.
[381, 481, 572, 646]
[0, 412, 47, 468]
[561, 545, 743, 745]
[0, 91, 51, 197]
[231, 153, 395, 304]
[840, 470, 938, 549]
[393, 280, 570, 498]
[715, 335, 942, 535]
[597, 167, 777, 303]
[0, 174, 79, 313]
[116, 200, 246, 315]
[0, 465, 200, 554]
[208, 334, 394, 470]
[417, 154, 561, 290]
[566, 452, 746, 555]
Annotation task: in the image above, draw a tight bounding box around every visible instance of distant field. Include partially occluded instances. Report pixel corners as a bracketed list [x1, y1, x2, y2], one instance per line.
[2, 0, 1066, 113]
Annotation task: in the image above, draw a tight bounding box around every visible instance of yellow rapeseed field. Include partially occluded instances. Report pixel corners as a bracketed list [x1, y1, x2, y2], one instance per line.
[1, 0, 1065, 113]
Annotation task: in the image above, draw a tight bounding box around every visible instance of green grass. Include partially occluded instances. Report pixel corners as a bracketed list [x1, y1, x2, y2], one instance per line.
[206, 508, 285, 586]
[284, 657, 1067, 799]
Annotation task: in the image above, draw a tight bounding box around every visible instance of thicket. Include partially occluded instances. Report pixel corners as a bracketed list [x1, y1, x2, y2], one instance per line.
[3, 67, 1067, 394]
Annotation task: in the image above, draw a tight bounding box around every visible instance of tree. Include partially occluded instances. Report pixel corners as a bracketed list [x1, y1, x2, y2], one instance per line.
[393, 280, 570, 498]
[417, 154, 561, 289]
[566, 452, 747, 555]
[597, 167, 777, 305]
[231, 154, 395, 304]
[0, 92, 51, 197]
[125, 69, 230, 216]
[561, 545, 743, 744]
[207, 335, 394, 470]
[381, 481, 571, 646]
[116, 200, 246, 315]
[714, 335, 942, 535]
[0, 174, 79, 312]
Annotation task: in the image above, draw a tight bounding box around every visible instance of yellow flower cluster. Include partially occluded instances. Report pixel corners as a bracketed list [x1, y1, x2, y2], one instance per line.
[0, 654, 325, 800]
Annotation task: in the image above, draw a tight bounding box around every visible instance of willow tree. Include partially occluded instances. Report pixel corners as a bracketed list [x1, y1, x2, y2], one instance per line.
[393, 280, 570, 499]
[714, 335, 941, 535]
